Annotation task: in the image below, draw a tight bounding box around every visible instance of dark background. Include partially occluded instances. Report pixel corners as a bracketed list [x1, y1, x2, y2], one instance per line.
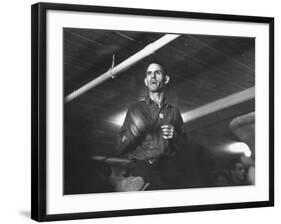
[63, 28, 255, 194]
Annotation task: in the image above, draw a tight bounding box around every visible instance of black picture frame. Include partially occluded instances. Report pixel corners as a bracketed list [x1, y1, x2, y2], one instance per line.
[31, 2, 274, 222]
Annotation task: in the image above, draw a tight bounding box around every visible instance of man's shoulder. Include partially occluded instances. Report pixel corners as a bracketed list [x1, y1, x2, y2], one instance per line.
[136, 97, 149, 105]
[127, 100, 146, 109]
[166, 103, 180, 112]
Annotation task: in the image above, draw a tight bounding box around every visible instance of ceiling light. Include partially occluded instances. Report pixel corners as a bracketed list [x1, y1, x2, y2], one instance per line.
[109, 111, 127, 126]
[227, 142, 251, 157]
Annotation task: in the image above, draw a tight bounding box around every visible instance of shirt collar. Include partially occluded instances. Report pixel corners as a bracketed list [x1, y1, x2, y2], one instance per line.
[144, 95, 168, 107]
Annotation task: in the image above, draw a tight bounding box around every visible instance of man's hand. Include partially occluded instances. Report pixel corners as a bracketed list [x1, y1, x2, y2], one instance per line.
[161, 124, 174, 139]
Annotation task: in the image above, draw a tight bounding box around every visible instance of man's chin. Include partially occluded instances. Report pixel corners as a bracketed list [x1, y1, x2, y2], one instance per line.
[147, 85, 164, 92]
[148, 88, 161, 92]
[149, 89, 163, 93]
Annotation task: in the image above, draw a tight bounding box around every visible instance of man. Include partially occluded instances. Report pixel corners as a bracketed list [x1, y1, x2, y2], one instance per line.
[116, 61, 184, 190]
[230, 161, 248, 186]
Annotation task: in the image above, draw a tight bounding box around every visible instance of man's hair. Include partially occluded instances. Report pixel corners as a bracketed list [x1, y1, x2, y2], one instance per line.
[145, 61, 167, 76]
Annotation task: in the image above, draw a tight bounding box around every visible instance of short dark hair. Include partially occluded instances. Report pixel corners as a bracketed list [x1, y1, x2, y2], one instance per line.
[145, 61, 167, 76]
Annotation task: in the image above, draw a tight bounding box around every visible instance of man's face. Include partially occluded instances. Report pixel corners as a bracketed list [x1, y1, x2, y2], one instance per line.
[234, 162, 246, 181]
[144, 63, 169, 92]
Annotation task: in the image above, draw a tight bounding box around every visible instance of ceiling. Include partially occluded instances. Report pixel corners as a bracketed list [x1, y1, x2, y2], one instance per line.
[63, 28, 255, 173]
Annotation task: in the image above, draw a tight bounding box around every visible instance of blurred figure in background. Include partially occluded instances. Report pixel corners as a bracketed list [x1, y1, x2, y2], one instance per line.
[240, 154, 255, 185]
[212, 170, 230, 187]
[230, 161, 248, 186]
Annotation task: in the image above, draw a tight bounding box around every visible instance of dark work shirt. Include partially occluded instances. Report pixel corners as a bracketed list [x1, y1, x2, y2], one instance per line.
[116, 96, 184, 160]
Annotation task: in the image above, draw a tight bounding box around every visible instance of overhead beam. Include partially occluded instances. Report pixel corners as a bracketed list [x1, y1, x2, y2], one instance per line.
[92, 155, 132, 166]
[65, 34, 181, 103]
[182, 87, 255, 123]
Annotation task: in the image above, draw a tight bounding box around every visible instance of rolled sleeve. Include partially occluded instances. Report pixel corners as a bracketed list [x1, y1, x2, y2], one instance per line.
[116, 106, 138, 155]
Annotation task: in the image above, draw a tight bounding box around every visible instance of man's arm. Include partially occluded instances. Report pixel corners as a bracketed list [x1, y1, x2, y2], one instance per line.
[174, 108, 184, 138]
[116, 106, 135, 155]
[116, 104, 149, 155]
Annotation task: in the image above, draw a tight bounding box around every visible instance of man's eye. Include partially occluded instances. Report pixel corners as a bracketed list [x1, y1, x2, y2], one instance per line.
[155, 71, 161, 75]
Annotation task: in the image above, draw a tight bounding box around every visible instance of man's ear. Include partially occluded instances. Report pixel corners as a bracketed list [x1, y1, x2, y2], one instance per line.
[164, 75, 170, 85]
[144, 77, 148, 87]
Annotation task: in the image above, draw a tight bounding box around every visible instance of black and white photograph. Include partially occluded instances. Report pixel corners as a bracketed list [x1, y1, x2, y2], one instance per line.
[63, 28, 256, 194]
[1, 0, 279, 223]
[31, 3, 274, 221]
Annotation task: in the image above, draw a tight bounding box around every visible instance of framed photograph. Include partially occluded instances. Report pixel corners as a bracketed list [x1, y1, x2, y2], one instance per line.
[31, 2, 274, 222]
